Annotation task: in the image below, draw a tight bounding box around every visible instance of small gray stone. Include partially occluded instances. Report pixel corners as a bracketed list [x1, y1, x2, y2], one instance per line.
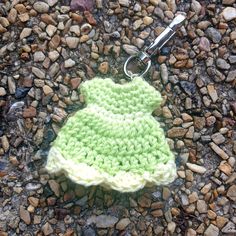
[222, 221, 236, 233]
[64, 58, 75, 68]
[48, 62, 60, 77]
[216, 58, 230, 70]
[33, 2, 49, 13]
[34, 51, 45, 62]
[211, 132, 225, 144]
[119, 0, 129, 7]
[206, 27, 222, 43]
[226, 70, 236, 82]
[88, 215, 118, 228]
[32, 67, 46, 79]
[122, 44, 139, 55]
[229, 55, 236, 64]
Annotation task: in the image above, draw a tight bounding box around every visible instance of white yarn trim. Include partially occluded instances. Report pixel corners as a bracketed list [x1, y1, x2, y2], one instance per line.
[45, 147, 177, 192]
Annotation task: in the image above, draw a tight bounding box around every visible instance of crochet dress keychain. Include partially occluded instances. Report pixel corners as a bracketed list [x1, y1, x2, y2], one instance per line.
[46, 14, 186, 192]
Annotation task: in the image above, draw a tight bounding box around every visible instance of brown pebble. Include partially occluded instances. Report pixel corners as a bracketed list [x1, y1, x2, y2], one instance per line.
[71, 13, 83, 23]
[23, 106, 37, 118]
[98, 62, 109, 74]
[84, 11, 97, 25]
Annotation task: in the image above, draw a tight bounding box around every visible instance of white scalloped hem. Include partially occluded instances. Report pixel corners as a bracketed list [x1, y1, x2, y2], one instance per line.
[45, 147, 177, 192]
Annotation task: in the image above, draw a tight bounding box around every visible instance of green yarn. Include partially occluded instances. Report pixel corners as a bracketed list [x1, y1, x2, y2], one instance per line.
[46, 77, 176, 192]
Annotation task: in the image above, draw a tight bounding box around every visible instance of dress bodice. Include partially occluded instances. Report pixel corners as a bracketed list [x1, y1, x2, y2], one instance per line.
[80, 77, 162, 114]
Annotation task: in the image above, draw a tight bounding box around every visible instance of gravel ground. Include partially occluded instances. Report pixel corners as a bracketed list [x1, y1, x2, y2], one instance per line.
[0, 0, 236, 235]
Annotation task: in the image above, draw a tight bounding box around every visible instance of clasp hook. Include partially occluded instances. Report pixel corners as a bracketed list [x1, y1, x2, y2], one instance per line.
[124, 13, 186, 79]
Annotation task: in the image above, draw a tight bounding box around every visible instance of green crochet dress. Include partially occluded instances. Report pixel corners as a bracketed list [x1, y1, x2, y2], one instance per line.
[46, 77, 176, 192]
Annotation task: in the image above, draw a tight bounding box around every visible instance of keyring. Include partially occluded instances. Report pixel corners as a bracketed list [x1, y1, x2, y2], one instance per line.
[123, 13, 186, 80]
[123, 55, 152, 79]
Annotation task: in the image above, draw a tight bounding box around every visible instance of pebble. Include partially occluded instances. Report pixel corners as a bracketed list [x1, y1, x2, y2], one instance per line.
[0, 87, 6, 96]
[8, 77, 16, 94]
[206, 27, 222, 43]
[19, 206, 31, 225]
[48, 50, 60, 62]
[222, 7, 236, 21]
[46, 24, 57, 37]
[222, 222, 236, 233]
[98, 62, 109, 74]
[23, 106, 37, 118]
[167, 127, 187, 138]
[167, 222, 176, 234]
[88, 215, 118, 228]
[66, 37, 80, 49]
[209, 142, 229, 159]
[119, 0, 129, 7]
[160, 63, 168, 84]
[226, 70, 236, 82]
[64, 58, 76, 68]
[46, 0, 58, 7]
[1, 136, 9, 152]
[138, 196, 151, 208]
[32, 67, 46, 79]
[15, 87, 30, 99]
[48, 179, 60, 197]
[20, 28, 32, 39]
[8, 8, 17, 23]
[116, 218, 131, 230]
[186, 163, 206, 174]
[216, 58, 230, 70]
[207, 84, 218, 102]
[33, 2, 49, 13]
[43, 85, 53, 95]
[204, 224, 219, 236]
[211, 132, 225, 144]
[28, 197, 39, 208]
[199, 37, 211, 52]
[143, 16, 153, 26]
[191, 0, 202, 15]
[34, 51, 45, 62]
[122, 44, 139, 55]
[42, 222, 53, 235]
[227, 185, 236, 201]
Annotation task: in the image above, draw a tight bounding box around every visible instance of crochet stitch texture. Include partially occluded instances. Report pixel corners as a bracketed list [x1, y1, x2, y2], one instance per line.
[46, 77, 177, 192]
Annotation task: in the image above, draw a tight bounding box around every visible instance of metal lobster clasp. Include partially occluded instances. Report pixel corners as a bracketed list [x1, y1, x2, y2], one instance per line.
[124, 13, 186, 79]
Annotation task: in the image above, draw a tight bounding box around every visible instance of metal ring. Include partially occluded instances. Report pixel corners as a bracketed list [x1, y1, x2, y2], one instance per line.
[123, 55, 152, 79]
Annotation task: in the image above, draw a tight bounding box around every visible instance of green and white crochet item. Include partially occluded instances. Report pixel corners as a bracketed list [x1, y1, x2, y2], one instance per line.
[46, 77, 176, 192]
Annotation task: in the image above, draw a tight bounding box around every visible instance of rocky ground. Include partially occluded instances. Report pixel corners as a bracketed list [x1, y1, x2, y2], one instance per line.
[0, 0, 236, 235]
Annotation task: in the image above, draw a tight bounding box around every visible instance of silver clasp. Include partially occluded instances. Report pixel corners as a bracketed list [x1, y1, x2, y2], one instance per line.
[124, 13, 186, 78]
